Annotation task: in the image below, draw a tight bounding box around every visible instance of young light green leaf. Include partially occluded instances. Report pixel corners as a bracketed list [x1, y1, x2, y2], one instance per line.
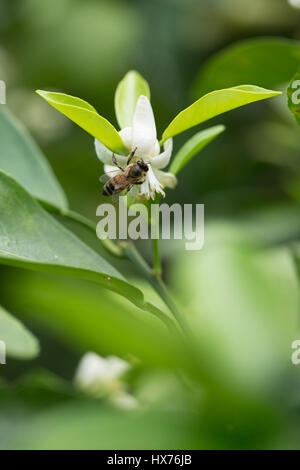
[169, 125, 225, 175]
[36, 90, 126, 154]
[0, 107, 67, 211]
[287, 71, 300, 126]
[0, 305, 39, 360]
[115, 70, 150, 129]
[0, 171, 170, 324]
[195, 38, 300, 95]
[161, 85, 281, 143]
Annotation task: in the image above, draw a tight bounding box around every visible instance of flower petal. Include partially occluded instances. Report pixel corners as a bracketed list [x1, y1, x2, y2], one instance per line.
[148, 166, 165, 198]
[95, 139, 128, 167]
[132, 95, 157, 157]
[107, 356, 130, 377]
[151, 140, 160, 157]
[150, 138, 173, 169]
[119, 127, 133, 151]
[75, 352, 107, 388]
[103, 164, 121, 175]
[153, 169, 177, 189]
[140, 178, 151, 199]
[112, 392, 139, 410]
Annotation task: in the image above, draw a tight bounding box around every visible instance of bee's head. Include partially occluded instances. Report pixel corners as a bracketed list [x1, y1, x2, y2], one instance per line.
[136, 160, 149, 172]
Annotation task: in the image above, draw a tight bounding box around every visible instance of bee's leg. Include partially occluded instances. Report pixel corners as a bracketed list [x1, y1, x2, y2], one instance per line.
[112, 153, 124, 172]
[127, 147, 138, 165]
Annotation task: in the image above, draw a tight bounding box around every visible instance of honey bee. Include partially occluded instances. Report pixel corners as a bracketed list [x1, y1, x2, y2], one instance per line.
[101, 147, 149, 197]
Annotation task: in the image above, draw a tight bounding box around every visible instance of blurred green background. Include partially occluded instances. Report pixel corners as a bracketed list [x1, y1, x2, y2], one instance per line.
[1, 0, 300, 450]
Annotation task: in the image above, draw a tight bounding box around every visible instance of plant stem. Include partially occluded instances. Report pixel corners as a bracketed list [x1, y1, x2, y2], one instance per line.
[152, 238, 162, 277]
[68, 214, 187, 332]
[122, 242, 188, 333]
[47, 204, 186, 333]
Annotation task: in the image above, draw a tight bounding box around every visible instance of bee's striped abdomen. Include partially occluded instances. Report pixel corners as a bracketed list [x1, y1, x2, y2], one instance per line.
[102, 175, 128, 196]
[102, 179, 115, 196]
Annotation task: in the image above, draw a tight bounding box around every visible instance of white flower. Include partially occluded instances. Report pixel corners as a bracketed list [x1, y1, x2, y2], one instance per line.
[74, 352, 138, 409]
[95, 95, 177, 200]
[288, 0, 300, 8]
[75, 352, 129, 390]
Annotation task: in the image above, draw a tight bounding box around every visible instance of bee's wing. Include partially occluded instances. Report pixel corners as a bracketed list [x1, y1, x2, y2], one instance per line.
[109, 185, 133, 203]
[111, 193, 120, 203]
[99, 169, 120, 183]
[99, 174, 110, 183]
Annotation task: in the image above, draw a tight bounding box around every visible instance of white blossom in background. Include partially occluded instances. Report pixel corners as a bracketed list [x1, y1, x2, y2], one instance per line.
[74, 352, 138, 409]
[288, 0, 300, 8]
[95, 95, 177, 200]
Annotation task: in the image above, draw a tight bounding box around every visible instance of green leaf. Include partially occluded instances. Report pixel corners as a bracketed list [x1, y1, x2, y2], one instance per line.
[0, 170, 149, 311]
[195, 38, 300, 95]
[172, 225, 298, 394]
[169, 125, 225, 175]
[0, 107, 67, 211]
[36, 90, 126, 154]
[8, 400, 203, 450]
[0, 171, 172, 329]
[1, 271, 180, 369]
[161, 85, 281, 143]
[115, 70, 150, 129]
[0, 305, 39, 360]
[287, 71, 300, 126]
